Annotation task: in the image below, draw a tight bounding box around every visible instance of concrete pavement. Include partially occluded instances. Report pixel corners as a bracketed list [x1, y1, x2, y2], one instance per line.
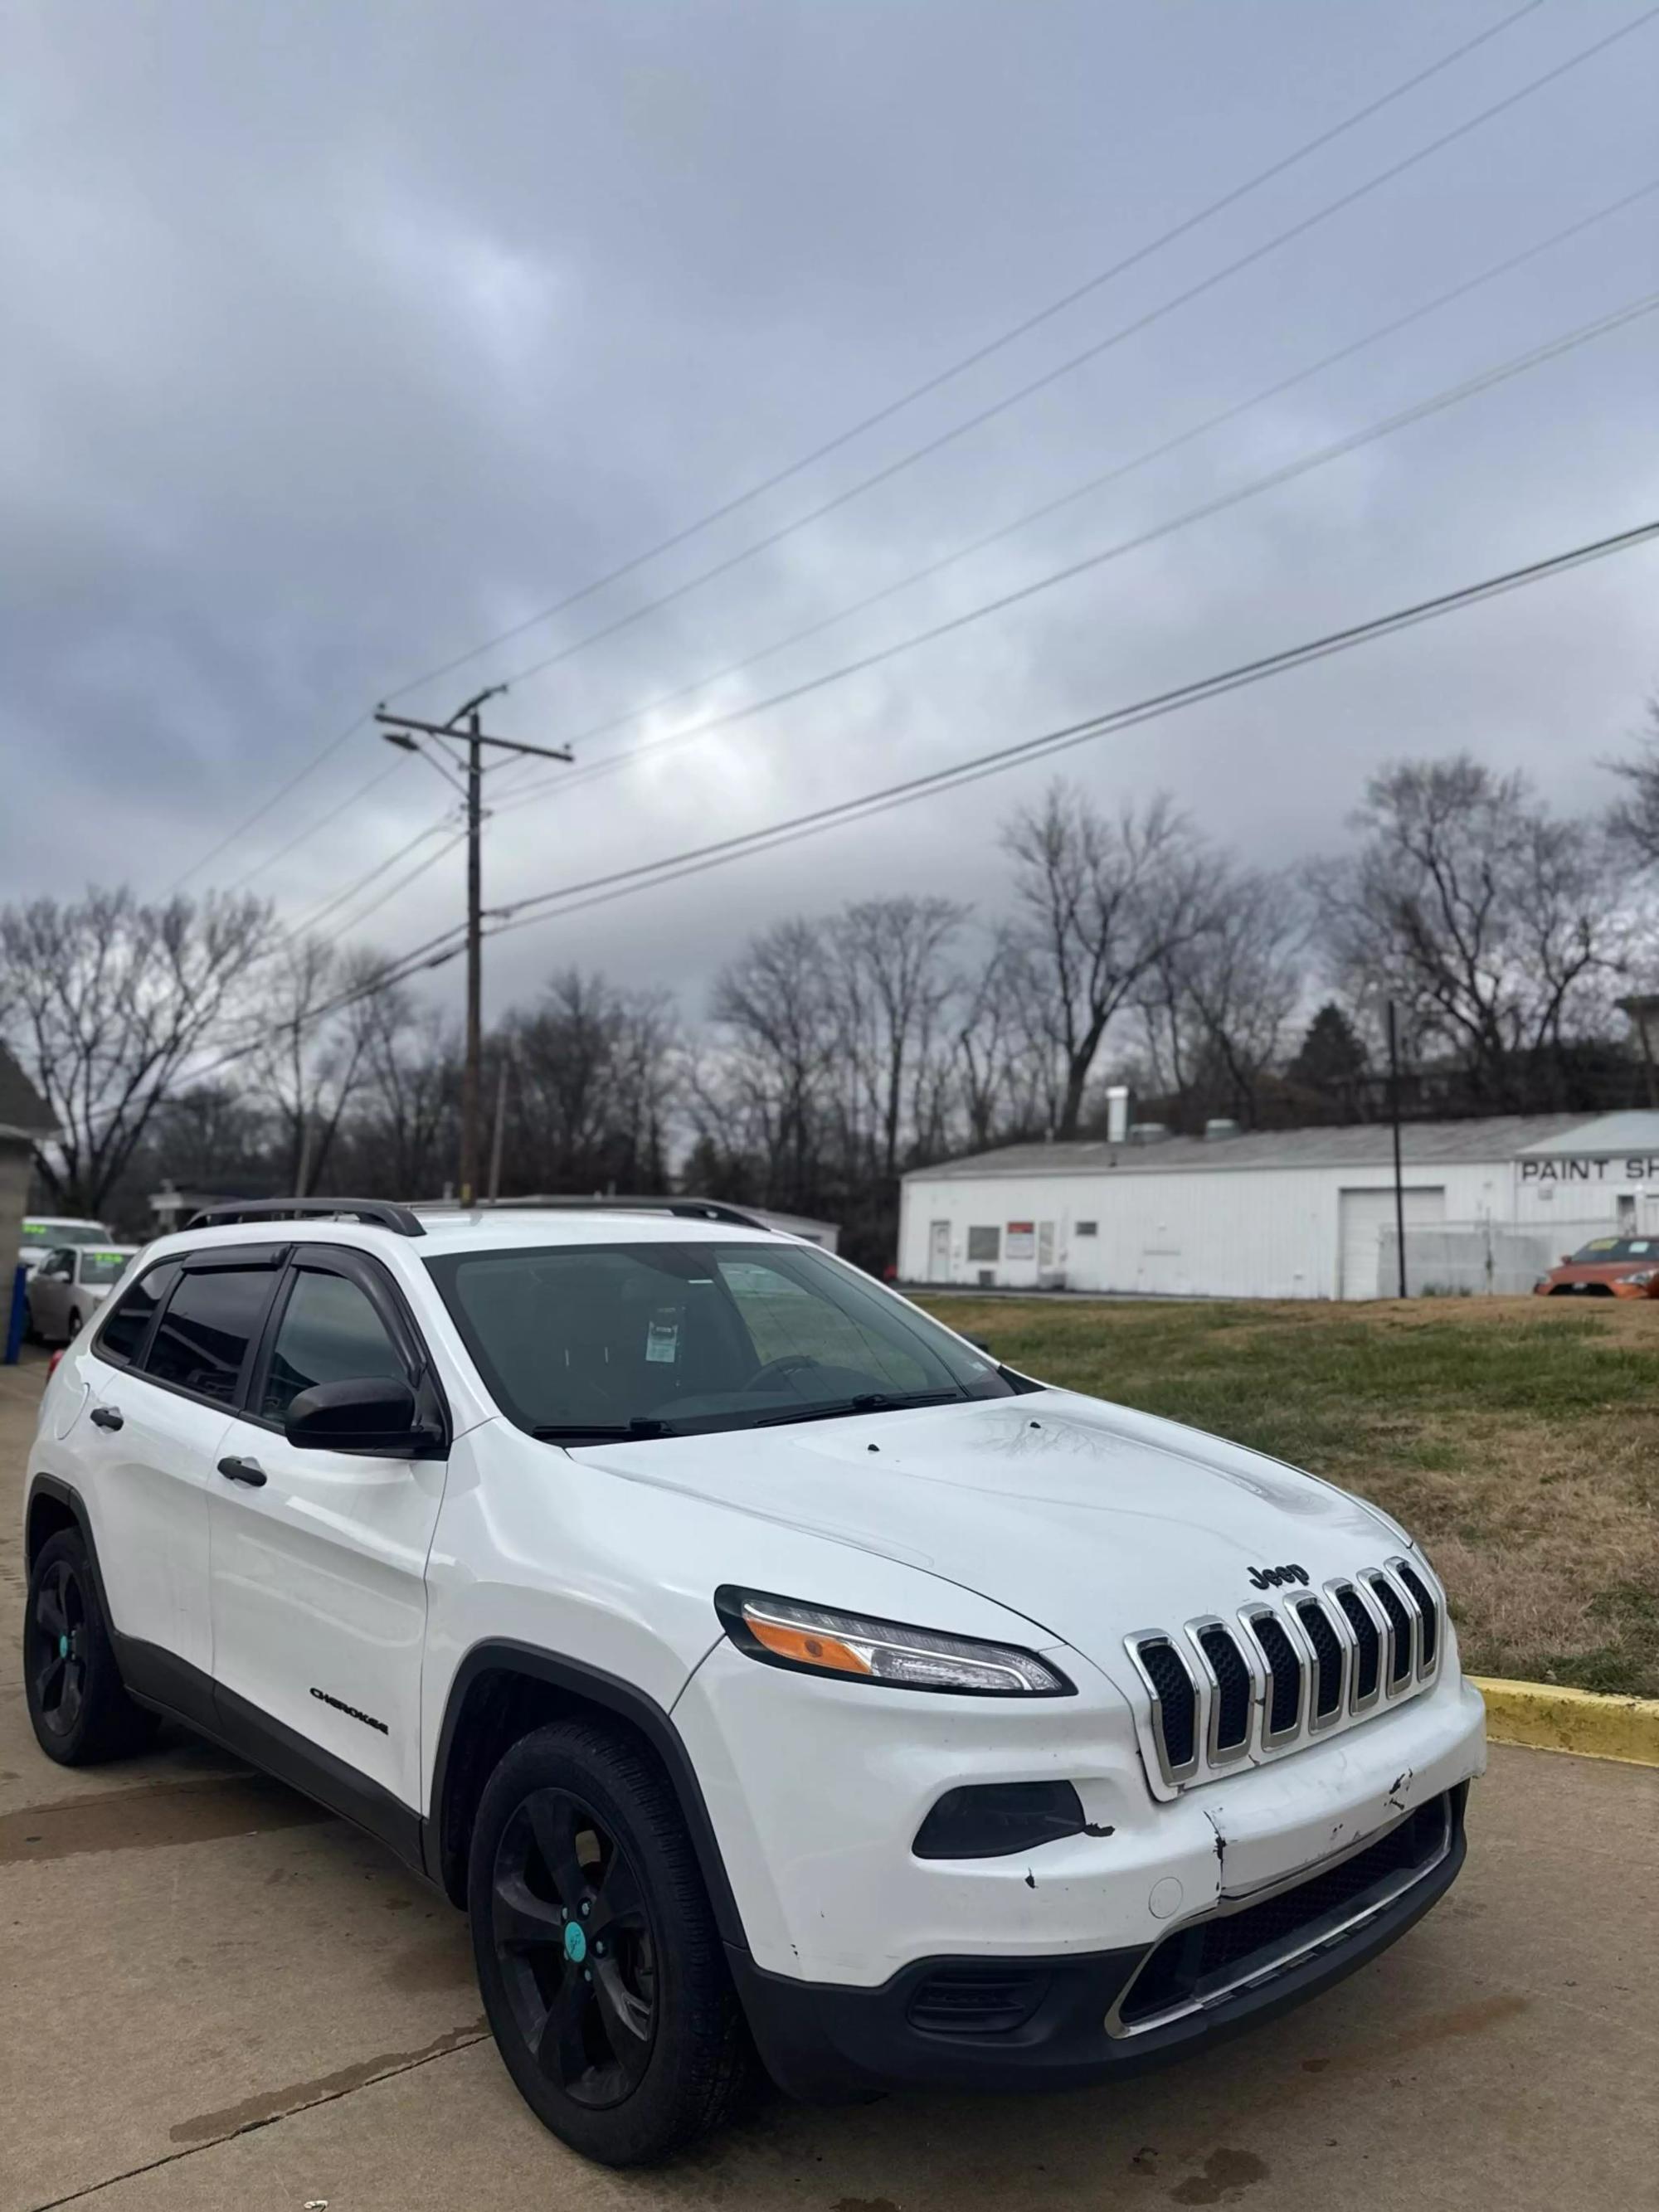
[3, 1346, 1656, 2211]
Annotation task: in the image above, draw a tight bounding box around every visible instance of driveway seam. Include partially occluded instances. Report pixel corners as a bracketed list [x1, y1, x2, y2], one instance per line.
[25, 2025, 490, 2210]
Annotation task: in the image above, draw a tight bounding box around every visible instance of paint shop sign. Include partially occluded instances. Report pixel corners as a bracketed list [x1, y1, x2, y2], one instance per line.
[1519, 1155, 1659, 1184]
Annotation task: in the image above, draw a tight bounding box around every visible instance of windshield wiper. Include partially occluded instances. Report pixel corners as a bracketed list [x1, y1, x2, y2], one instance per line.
[752, 1388, 962, 1430]
[531, 1417, 674, 1442]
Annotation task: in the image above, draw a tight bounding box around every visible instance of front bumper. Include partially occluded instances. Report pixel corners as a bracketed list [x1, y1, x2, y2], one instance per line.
[734, 1783, 1467, 2099]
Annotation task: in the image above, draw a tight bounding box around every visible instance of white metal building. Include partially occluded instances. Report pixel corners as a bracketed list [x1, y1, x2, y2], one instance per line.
[898, 1111, 1659, 1300]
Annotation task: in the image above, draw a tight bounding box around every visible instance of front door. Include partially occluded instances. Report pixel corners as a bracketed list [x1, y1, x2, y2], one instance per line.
[208, 1248, 446, 1811]
[928, 1220, 951, 1280]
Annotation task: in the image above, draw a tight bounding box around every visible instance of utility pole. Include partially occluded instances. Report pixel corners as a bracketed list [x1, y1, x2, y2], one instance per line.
[1387, 999, 1408, 1300]
[375, 690, 572, 1204]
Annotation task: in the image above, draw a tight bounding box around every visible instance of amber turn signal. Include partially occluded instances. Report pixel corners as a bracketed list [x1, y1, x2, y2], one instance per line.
[744, 1612, 874, 1676]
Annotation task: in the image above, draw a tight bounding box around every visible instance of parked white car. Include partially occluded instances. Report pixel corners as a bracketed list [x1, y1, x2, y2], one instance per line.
[22, 1198, 1484, 2166]
[26, 1243, 139, 1344]
[18, 1216, 114, 1278]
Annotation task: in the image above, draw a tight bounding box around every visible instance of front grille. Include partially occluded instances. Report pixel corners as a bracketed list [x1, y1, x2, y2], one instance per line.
[1367, 1571, 1415, 1687]
[1335, 1582, 1382, 1700]
[1249, 1612, 1303, 1738]
[1133, 1638, 1198, 1772]
[907, 1965, 1049, 2036]
[1295, 1597, 1344, 1721]
[1127, 1558, 1444, 1793]
[1197, 1624, 1252, 1752]
[1394, 1561, 1439, 1672]
[1115, 1793, 1452, 2034]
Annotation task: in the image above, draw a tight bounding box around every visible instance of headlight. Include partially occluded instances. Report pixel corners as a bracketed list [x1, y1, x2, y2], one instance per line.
[714, 1587, 1074, 1696]
[1626, 1270, 1656, 1287]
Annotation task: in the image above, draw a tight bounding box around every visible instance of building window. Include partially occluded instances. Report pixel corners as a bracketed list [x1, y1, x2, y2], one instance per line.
[1075, 1221, 1097, 1237]
[966, 1226, 1000, 1262]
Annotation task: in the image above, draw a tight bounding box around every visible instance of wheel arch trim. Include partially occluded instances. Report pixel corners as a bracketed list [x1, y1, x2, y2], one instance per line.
[425, 1637, 749, 1950]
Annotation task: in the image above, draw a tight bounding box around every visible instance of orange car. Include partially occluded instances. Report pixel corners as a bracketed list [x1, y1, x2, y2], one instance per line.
[1534, 1234, 1659, 1297]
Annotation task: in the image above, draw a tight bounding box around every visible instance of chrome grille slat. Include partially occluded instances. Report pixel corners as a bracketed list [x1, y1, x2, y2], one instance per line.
[1130, 1558, 1445, 1794]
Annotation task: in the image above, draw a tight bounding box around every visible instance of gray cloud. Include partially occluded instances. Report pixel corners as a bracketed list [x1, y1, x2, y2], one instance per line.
[4, 0, 1657, 1027]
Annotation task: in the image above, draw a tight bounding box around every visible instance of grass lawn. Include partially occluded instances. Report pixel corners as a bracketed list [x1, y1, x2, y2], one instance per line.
[916, 1293, 1659, 1699]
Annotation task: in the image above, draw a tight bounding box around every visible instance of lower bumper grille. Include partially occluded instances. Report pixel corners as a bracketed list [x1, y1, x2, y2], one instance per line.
[1112, 1792, 1453, 2035]
[907, 1965, 1050, 2036]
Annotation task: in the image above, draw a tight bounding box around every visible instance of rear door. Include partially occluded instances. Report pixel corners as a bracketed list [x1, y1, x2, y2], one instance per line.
[207, 1247, 449, 1811]
[78, 1246, 288, 1709]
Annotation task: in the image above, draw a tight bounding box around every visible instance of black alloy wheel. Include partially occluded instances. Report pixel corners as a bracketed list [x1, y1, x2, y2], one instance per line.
[22, 1527, 156, 1764]
[491, 1787, 658, 2107]
[468, 1720, 748, 2164]
[30, 1554, 88, 1742]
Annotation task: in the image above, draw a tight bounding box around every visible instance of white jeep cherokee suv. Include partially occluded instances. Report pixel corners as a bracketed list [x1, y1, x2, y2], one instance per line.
[22, 1198, 1485, 2166]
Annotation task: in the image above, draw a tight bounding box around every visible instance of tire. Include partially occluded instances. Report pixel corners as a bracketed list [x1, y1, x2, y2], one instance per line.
[468, 1719, 749, 2166]
[67, 1309, 84, 1341]
[23, 1529, 158, 1764]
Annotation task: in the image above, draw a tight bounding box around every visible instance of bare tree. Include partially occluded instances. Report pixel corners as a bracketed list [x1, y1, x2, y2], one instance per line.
[1004, 783, 1209, 1138]
[1607, 698, 1659, 865]
[345, 989, 456, 1198]
[499, 970, 678, 1193]
[1309, 756, 1622, 1106]
[703, 920, 842, 1211]
[952, 926, 1052, 1148]
[828, 897, 965, 1179]
[0, 888, 274, 1213]
[1137, 864, 1305, 1127]
[253, 937, 391, 1194]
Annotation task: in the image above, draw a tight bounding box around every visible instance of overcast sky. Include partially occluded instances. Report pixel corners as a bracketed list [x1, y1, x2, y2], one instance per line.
[6, 0, 1657, 1027]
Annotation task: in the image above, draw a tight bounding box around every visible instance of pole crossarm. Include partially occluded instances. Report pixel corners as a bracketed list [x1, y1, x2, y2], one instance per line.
[374, 709, 573, 763]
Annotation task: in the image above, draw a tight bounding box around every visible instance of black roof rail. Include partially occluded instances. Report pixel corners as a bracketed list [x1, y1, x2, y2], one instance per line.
[474, 1196, 772, 1232]
[182, 1198, 427, 1237]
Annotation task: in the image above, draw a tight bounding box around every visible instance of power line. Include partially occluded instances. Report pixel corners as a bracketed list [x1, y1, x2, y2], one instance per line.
[139, 513, 1659, 1109]
[153, 2, 1603, 902]
[473, 518, 1659, 942]
[492, 176, 1659, 803]
[238, 756, 411, 893]
[167, 712, 371, 893]
[482, 286, 1659, 819]
[377, 0, 1550, 707]
[471, 7, 1659, 707]
[294, 824, 467, 942]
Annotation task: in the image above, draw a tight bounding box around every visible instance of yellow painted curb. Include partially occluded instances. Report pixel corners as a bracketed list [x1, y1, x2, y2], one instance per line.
[1472, 1676, 1659, 1767]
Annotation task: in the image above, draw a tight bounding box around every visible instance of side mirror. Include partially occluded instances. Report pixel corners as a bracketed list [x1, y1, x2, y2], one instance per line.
[285, 1376, 422, 1455]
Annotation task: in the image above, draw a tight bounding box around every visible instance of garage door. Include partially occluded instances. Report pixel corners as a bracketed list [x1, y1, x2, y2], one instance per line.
[1339, 1186, 1446, 1299]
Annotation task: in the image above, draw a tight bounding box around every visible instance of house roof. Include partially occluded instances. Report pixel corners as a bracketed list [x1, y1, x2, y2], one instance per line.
[902, 1113, 1600, 1182]
[0, 1047, 54, 1143]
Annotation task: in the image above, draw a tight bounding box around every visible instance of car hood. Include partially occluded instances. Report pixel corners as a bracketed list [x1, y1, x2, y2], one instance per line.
[567, 1389, 1404, 1662]
[1551, 1262, 1651, 1282]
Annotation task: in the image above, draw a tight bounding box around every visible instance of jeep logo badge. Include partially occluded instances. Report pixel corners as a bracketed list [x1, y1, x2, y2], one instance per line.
[1248, 1563, 1310, 1590]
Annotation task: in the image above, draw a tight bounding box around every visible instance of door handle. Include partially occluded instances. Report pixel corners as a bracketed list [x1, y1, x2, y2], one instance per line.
[90, 1405, 124, 1432]
[216, 1456, 267, 1488]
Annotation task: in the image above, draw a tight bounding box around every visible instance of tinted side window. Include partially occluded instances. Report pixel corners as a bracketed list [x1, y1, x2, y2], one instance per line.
[96, 1262, 181, 1367]
[144, 1268, 273, 1404]
[261, 1270, 408, 1422]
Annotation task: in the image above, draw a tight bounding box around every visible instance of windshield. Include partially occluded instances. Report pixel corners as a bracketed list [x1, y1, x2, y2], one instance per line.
[1569, 1237, 1659, 1263]
[79, 1249, 134, 1286]
[426, 1239, 1017, 1439]
[23, 1221, 109, 1247]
